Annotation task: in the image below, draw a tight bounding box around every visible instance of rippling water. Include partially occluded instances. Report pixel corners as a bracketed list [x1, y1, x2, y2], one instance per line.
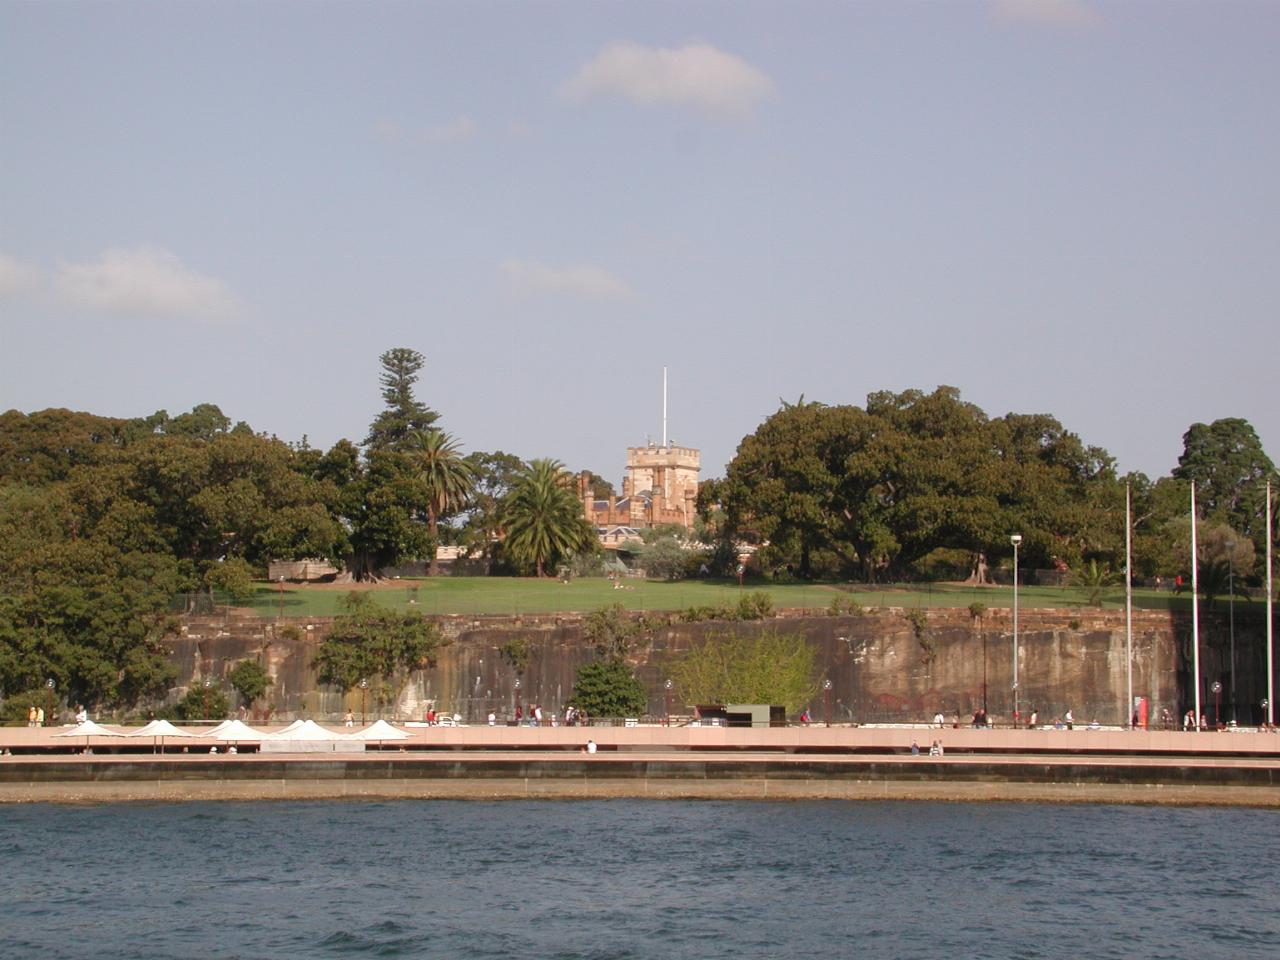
[3, 800, 1277, 959]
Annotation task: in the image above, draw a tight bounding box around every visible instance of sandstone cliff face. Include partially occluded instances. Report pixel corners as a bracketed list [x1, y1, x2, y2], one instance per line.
[156, 605, 1280, 726]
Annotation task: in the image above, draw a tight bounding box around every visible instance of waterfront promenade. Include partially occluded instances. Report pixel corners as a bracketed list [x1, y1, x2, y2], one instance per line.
[3, 723, 1278, 805]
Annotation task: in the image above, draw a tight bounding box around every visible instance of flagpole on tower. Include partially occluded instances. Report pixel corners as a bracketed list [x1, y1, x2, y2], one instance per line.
[662, 366, 668, 448]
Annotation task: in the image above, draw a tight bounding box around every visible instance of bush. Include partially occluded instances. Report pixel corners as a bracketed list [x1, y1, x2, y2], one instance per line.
[228, 660, 271, 706]
[671, 629, 818, 713]
[571, 659, 647, 718]
[736, 591, 774, 621]
[204, 558, 258, 604]
[968, 602, 986, 620]
[162, 685, 231, 721]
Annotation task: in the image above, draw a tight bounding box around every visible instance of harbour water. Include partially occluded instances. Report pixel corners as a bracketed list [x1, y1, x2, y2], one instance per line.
[3, 800, 1277, 959]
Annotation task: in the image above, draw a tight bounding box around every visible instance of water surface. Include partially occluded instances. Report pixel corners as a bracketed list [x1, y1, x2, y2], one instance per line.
[3, 800, 1276, 959]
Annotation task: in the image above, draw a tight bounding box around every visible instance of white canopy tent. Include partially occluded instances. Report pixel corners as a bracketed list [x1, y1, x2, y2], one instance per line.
[204, 719, 265, 741]
[260, 719, 363, 753]
[347, 719, 409, 741]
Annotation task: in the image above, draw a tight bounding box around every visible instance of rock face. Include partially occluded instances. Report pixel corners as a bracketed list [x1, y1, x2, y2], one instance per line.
[166, 606, 1270, 726]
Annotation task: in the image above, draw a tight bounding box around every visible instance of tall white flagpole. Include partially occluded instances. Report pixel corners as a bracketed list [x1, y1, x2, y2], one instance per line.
[1126, 481, 1133, 726]
[1191, 483, 1201, 729]
[662, 366, 668, 448]
[1267, 480, 1273, 726]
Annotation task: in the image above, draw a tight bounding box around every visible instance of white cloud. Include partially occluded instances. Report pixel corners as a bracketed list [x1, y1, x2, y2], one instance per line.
[501, 259, 632, 301]
[0, 252, 41, 299]
[992, 0, 1103, 29]
[562, 42, 776, 118]
[56, 246, 238, 321]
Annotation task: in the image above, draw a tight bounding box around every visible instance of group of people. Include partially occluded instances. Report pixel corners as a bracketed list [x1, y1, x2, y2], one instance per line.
[25, 705, 45, 727]
[909, 739, 945, 756]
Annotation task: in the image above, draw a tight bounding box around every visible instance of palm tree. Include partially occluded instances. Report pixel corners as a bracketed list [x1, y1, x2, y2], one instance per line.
[408, 429, 475, 575]
[1069, 558, 1119, 608]
[500, 458, 597, 577]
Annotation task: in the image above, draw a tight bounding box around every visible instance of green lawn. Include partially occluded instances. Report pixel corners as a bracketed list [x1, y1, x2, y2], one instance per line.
[237, 577, 1200, 618]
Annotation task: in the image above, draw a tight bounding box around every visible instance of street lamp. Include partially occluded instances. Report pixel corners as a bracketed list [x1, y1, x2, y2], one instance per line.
[664, 679, 673, 727]
[45, 677, 55, 725]
[823, 679, 833, 728]
[513, 677, 521, 723]
[1211, 680, 1222, 729]
[1226, 539, 1236, 723]
[1010, 534, 1023, 726]
[202, 678, 212, 721]
[358, 677, 369, 724]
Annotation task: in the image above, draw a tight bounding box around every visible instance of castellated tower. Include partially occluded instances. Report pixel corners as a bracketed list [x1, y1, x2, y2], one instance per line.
[622, 443, 701, 529]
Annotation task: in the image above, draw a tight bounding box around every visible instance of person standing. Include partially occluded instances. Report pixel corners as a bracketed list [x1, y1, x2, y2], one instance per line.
[1028, 710, 1038, 729]
[343, 710, 355, 728]
[27, 705, 37, 727]
[1064, 709, 1074, 730]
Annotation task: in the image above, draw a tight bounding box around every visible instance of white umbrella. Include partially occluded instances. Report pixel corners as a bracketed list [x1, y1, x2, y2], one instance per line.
[125, 718, 207, 754]
[55, 719, 122, 738]
[125, 719, 206, 738]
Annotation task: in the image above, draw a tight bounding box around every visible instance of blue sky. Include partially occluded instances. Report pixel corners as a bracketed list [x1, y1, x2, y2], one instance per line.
[2, 0, 1277, 485]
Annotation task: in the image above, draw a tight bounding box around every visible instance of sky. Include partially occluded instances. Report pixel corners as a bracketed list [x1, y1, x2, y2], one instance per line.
[2, 0, 1277, 486]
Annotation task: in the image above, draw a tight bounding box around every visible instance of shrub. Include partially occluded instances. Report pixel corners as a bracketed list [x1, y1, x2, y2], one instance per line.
[736, 591, 774, 621]
[571, 659, 647, 718]
[228, 660, 271, 706]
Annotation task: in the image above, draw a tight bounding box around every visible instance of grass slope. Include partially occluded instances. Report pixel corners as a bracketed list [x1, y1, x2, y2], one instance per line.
[239, 577, 1197, 619]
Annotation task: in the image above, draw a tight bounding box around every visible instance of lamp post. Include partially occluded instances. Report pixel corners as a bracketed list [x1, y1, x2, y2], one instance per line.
[202, 678, 212, 721]
[1211, 680, 1222, 729]
[45, 678, 55, 725]
[358, 677, 369, 724]
[664, 679, 673, 726]
[823, 679, 832, 728]
[514, 677, 521, 723]
[1262, 699, 1270, 730]
[1226, 539, 1236, 723]
[1010, 534, 1023, 726]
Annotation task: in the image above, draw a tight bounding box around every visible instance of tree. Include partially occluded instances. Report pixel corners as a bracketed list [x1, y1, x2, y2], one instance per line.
[1069, 559, 1119, 608]
[313, 596, 449, 693]
[406, 429, 475, 575]
[1173, 418, 1277, 551]
[458, 450, 525, 563]
[500, 459, 597, 577]
[228, 659, 271, 707]
[570, 659, 647, 718]
[364, 348, 439, 451]
[671, 629, 818, 713]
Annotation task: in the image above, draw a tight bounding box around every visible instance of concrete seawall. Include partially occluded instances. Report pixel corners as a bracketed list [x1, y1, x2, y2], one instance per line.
[4, 753, 1278, 806]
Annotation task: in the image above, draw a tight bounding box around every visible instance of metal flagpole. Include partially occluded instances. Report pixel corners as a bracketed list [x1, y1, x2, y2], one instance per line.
[1267, 480, 1273, 727]
[1191, 483, 1201, 729]
[662, 366, 668, 447]
[1126, 481, 1133, 726]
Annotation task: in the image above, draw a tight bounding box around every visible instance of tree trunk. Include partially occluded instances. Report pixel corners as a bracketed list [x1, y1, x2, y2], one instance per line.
[427, 510, 441, 577]
[965, 552, 992, 585]
[335, 551, 387, 583]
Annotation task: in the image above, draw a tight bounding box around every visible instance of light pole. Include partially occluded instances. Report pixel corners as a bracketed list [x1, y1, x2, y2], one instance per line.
[823, 679, 832, 728]
[514, 677, 521, 723]
[203, 678, 212, 721]
[1010, 534, 1023, 726]
[45, 678, 55, 725]
[664, 679, 673, 726]
[1211, 680, 1222, 729]
[358, 677, 369, 724]
[1226, 539, 1236, 723]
